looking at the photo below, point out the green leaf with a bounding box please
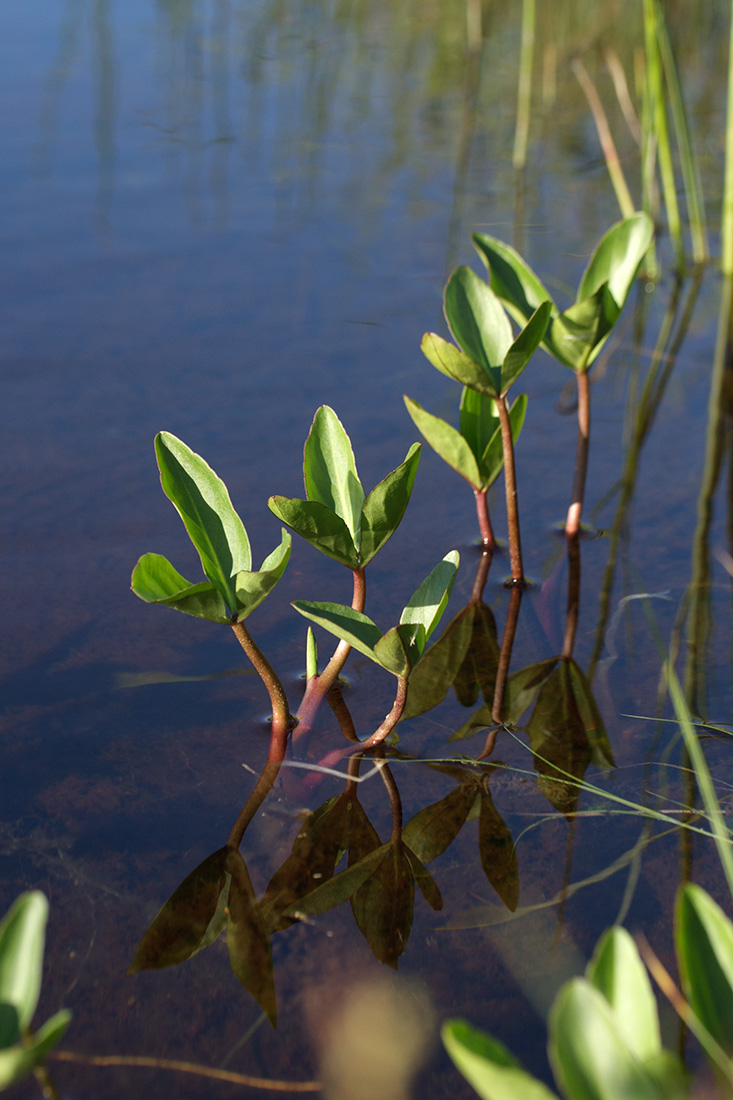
[268,496,358,568]
[0,892,48,1030]
[500,300,552,394]
[444,267,511,391]
[420,333,499,397]
[478,790,519,911]
[291,599,383,661]
[503,658,559,724]
[284,844,391,919]
[404,397,482,489]
[577,212,653,309]
[460,388,500,467]
[401,604,476,720]
[303,406,365,546]
[350,841,414,967]
[131,553,232,622]
[443,1019,559,1100]
[306,627,318,681]
[359,442,421,567]
[155,432,250,611]
[373,626,412,678]
[402,783,479,863]
[128,848,229,972]
[400,551,460,645]
[676,883,733,1055]
[234,529,291,621]
[549,980,664,1100]
[550,284,619,372]
[225,849,276,1026]
[471,233,556,325]
[586,927,661,1063]
[0,1009,72,1089]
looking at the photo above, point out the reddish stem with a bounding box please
[565,369,590,538]
[474,488,496,550]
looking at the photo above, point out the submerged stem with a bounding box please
[491,586,523,725]
[496,395,524,583]
[565,369,591,538]
[561,533,581,660]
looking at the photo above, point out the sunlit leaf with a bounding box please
[373,626,412,677]
[404,846,443,911]
[443,1019,559,1100]
[155,432,250,611]
[420,332,499,397]
[549,980,663,1100]
[128,848,229,972]
[131,553,232,622]
[306,627,318,681]
[0,892,48,1030]
[444,267,511,392]
[401,605,475,720]
[500,300,552,394]
[303,406,365,546]
[577,212,653,309]
[351,841,414,968]
[586,927,661,1063]
[359,443,421,567]
[478,790,519,911]
[225,849,276,1026]
[471,233,557,328]
[549,284,619,372]
[234,529,291,621]
[401,551,460,646]
[402,783,479,863]
[676,883,733,1055]
[268,496,358,568]
[291,600,382,662]
[404,397,482,489]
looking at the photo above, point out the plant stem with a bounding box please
[496,395,524,584]
[471,548,493,604]
[724,0,733,273]
[565,369,590,538]
[327,682,359,742]
[376,752,403,843]
[358,676,408,750]
[561,533,581,660]
[491,586,523,725]
[474,488,496,549]
[230,619,292,735]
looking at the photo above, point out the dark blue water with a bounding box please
[3,3,733,1097]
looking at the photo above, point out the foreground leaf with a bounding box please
[586,927,661,1064]
[0,1009,72,1090]
[291,601,383,664]
[0,892,48,1031]
[400,551,460,646]
[443,1019,559,1100]
[445,267,512,390]
[676,883,733,1055]
[578,212,653,309]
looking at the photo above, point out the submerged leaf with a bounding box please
[284,844,391,919]
[351,841,415,968]
[404,847,443,911]
[453,602,499,707]
[478,790,519,911]
[225,850,276,1026]
[402,782,480,863]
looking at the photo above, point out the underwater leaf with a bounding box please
[131,553,232,622]
[443,1018,559,1100]
[500,300,553,395]
[404,846,443,911]
[268,496,358,568]
[453,602,499,707]
[347,797,382,869]
[0,1009,72,1090]
[260,795,352,933]
[402,782,480,864]
[303,406,365,546]
[155,432,250,611]
[550,284,619,372]
[527,661,592,815]
[373,626,413,678]
[549,980,664,1100]
[444,267,511,391]
[351,841,414,968]
[234,529,291,621]
[577,212,653,309]
[478,790,519,911]
[284,844,391,919]
[449,702,494,742]
[0,892,48,1031]
[503,658,559,725]
[586,927,661,1063]
[291,600,383,663]
[225,849,276,1026]
[128,848,229,972]
[359,442,421,567]
[401,604,475,721]
[400,551,460,645]
[676,883,733,1055]
[471,233,557,328]
[404,397,482,489]
[420,333,499,397]
[566,660,615,769]
[478,393,527,491]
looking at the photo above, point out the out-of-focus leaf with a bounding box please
[359,443,420,567]
[479,393,527,490]
[567,660,615,769]
[420,333,496,396]
[400,551,460,646]
[268,496,358,568]
[503,658,559,725]
[404,397,482,489]
[500,301,552,394]
[155,432,250,611]
[443,1018,559,1100]
[676,883,733,1054]
[549,980,664,1100]
[0,892,48,1030]
[402,783,479,864]
[578,212,653,309]
[131,554,232,622]
[290,601,383,663]
[225,849,276,1026]
[0,1009,72,1089]
[260,795,352,933]
[404,846,443,911]
[586,927,661,1063]
[401,605,475,721]
[453,602,499,707]
[471,233,556,329]
[284,844,391,919]
[128,848,229,972]
[549,285,619,372]
[234,529,291,621]
[351,841,414,968]
[303,406,365,546]
[479,790,519,911]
